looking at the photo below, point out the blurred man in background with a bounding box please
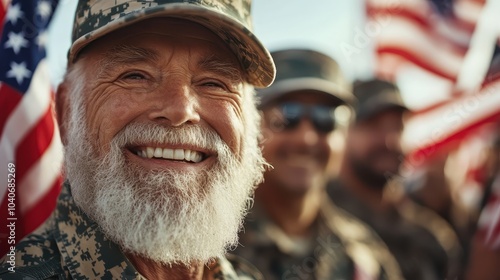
[404,150,477,259]
[234,49,403,280]
[327,79,463,280]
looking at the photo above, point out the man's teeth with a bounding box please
[139,147,203,163]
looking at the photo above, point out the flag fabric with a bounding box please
[0,0,63,256]
[366,0,500,163]
[367,0,500,250]
[367,0,477,86]
[403,73,500,168]
[366,0,499,165]
[477,172,500,249]
[0,2,6,27]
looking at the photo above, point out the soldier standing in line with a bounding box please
[234,49,403,280]
[327,79,463,280]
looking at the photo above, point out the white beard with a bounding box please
[64,94,264,265]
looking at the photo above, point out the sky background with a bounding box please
[47,0,371,86]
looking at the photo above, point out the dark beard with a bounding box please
[349,155,399,190]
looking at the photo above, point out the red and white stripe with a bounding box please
[1,60,63,204]
[374,15,466,82]
[0,60,63,248]
[0,0,63,254]
[403,76,500,165]
[368,0,474,83]
[454,0,486,31]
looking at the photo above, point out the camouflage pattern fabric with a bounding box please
[233,192,403,280]
[0,182,263,279]
[73,0,253,39]
[68,0,275,88]
[327,178,463,280]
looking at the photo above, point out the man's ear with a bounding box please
[55,82,70,146]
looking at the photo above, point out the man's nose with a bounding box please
[148,80,201,126]
[291,119,320,147]
[385,130,402,151]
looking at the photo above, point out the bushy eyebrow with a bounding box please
[99,44,160,71]
[198,55,243,84]
[97,45,243,83]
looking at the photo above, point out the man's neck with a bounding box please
[255,182,321,237]
[126,253,204,280]
[339,163,389,212]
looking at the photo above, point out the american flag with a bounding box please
[0,0,62,255]
[366,0,500,249]
[367,0,476,85]
[366,0,500,158]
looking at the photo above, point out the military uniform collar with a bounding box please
[51,182,249,279]
[52,182,140,279]
[243,200,321,256]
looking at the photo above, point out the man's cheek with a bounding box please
[209,109,243,154]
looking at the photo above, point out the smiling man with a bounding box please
[233,49,402,280]
[0,1,275,279]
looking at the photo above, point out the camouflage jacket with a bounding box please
[232,193,403,280]
[0,183,263,280]
[327,179,463,280]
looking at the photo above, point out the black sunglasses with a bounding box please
[269,103,336,133]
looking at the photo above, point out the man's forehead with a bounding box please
[357,109,405,126]
[100,44,238,66]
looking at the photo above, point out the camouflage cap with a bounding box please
[257,49,355,108]
[353,79,408,121]
[69,0,275,88]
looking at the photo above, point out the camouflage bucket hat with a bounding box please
[69,0,276,88]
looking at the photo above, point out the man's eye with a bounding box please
[122,72,146,80]
[202,81,225,88]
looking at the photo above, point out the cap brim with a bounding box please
[356,100,408,121]
[69,4,275,88]
[257,77,355,108]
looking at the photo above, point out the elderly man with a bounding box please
[0,1,275,279]
[233,49,402,280]
[327,79,462,280]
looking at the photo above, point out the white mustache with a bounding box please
[112,122,227,154]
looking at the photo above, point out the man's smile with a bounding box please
[126,144,213,168]
[131,146,205,163]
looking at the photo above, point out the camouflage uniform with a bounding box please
[233,193,403,280]
[0,183,263,279]
[327,179,463,280]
